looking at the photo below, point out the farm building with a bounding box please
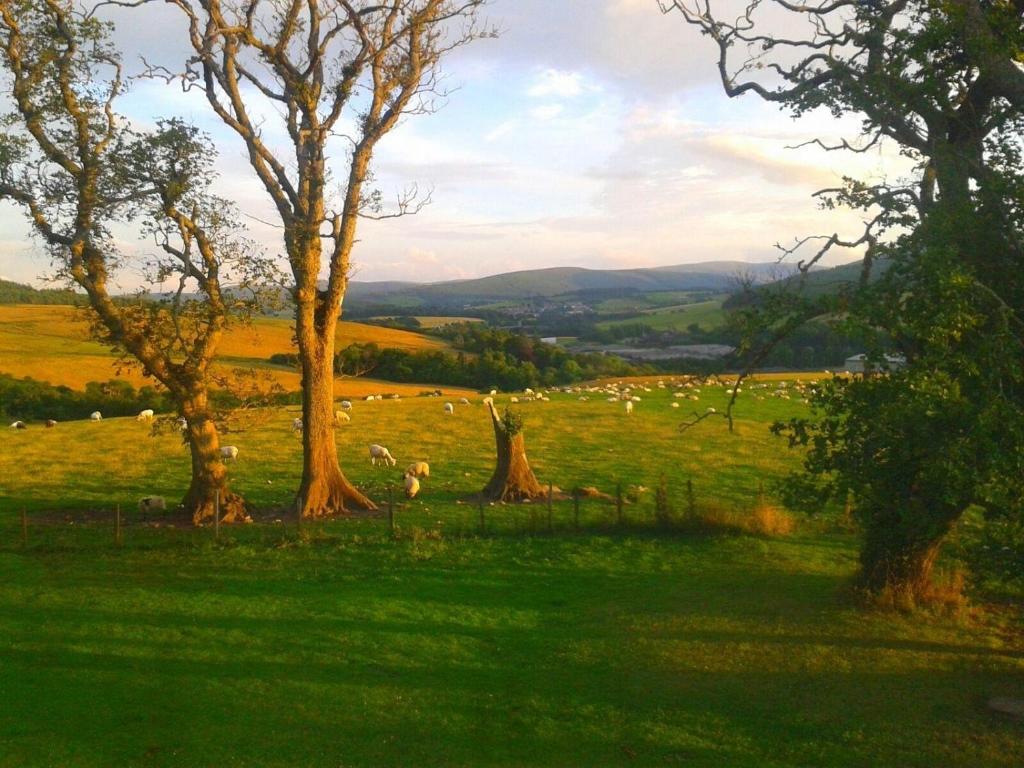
[844,353,907,374]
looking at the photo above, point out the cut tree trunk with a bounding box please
[182,396,249,526]
[482,400,545,502]
[296,322,376,517]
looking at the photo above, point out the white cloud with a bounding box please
[529,104,565,121]
[527,68,585,98]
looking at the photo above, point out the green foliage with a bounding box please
[0,279,84,305]
[0,373,169,421]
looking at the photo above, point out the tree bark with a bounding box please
[181,393,248,526]
[482,401,545,502]
[857,497,961,599]
[295,301,376,517]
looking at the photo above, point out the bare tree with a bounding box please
[137,0,493,517]
[0,1,272,524]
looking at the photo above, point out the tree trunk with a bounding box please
[857,497,961,600]
[296,313,376,517]
[182,394,248,526]
[482,401,545,502]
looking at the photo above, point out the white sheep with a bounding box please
[291,417,303,434]
[176,417,188,432]
[405,461,430,479]
[220,445,239,461]
[10,420,26,429]
[138,496,167,514]
[369,444,396,467]
[90,411,102,421]
[339,400,353,410]
[137,409,155,421]
[625,400,634,415]
[459,397,471,405]
[404,473,421,499]
[444,402,455,415]
[510,396,520,404]
[45,419,57,428]
[335,410,351,424]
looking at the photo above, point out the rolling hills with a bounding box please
[0,305,461,396]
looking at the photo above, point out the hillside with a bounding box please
[0,278,83,305]
[0,305,458,396]
[345,261,792,309]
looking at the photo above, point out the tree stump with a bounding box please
[481,400,545,502]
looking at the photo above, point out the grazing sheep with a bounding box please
[459,397,471,405]
[45,419,57,428]
[405,461,430,479]
[671,402,680,409]
[625,400,634,415]
[335,410,351,424]
[339,400,353,410]
[138,496,167,514]
[489,389,497,396]
[10,420,26,429]
[369,444,396,467]
[176,417,188,431]
[291,417,303,434]
[220,445,239,461]
[137,409,155,421]
[404,473,421,499]
[365,395,375,401]
[90,411,102,421]
[510,396,520,404]
[444,402,455,415]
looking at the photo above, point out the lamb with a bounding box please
[10,420,26,429]
[404,473,421,499]
[137,409,155,421]
[444,402,455,415]
[138,496,167,514]
[291,417,303,433]
[405,461,430,479]
[335,410,351,424]
[220,445,239,461]
[90,411,102,421]
[625,400,634,415]
[368,443,396,467]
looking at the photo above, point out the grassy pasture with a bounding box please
[0,305,452,396]
[597,298,728,333]
[0,381,1021,766]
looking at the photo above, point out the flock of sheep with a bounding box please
[7,375,821,510]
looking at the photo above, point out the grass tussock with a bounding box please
[856,568,969,617]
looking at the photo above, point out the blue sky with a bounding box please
[0,0,908,288]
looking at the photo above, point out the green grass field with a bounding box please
[597,298,728,333]
[1,382,1021,766]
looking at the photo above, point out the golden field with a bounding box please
[0,304,468,396]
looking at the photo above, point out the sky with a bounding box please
[0,0,909,288]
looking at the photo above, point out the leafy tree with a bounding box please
[666,0,1024,597]
[144,0,493,518]
[0,1,273,524]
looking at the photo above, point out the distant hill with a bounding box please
[344,261,793,310]
[723,259,887,309]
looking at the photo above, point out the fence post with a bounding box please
[115,504,122,547]
[573,488,580,531]
[615,483,624,527]
[214,490,220,542]
[388,485,395,535]
[21,508,27,547]
[547,482,554,533]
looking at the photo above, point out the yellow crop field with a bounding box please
[0,304,464,396]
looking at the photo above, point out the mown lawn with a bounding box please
[0,382,1021,767]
